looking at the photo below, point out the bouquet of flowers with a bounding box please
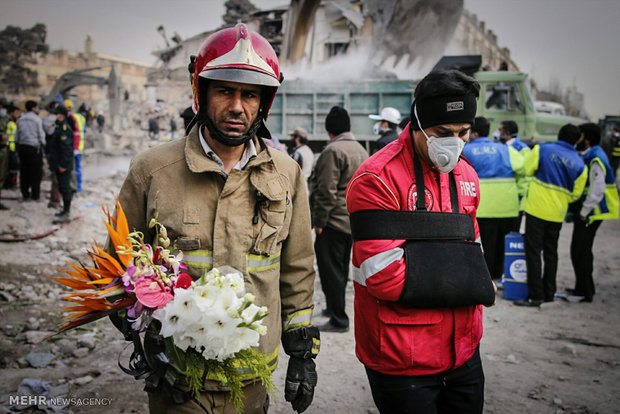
[51,198,273,412]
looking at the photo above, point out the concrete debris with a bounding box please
[25,353,57,368]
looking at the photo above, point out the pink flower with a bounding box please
[175,273,193,290]
[134,278,173,309]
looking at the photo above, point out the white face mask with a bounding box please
[414,105,465,173]
[372,122,390,135]
[0,109,6,117]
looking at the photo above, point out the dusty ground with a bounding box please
[1,139,619,414]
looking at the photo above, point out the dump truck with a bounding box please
[267,56,585,150]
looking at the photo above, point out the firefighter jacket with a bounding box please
[118,125,316,388]
[48,120,74,172]
[524,141,587,223]
[463,137,524,218]
[309,131,368,234]
[581,145,619,223]
[346,129,484,376]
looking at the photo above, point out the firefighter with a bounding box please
[347,70,491,413]
[114,23,319,413]
[4,104,21,190]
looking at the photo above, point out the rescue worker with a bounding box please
[499,120,531,231]
[15,100,45,201]
[48,105,75,224]
[346,69,491,413]
[64,99,85,192]
[463,116,524,280]
[114,23,319,413]
[5,105,20,190]
[515,124,587,307]
[567,123,619,303]
[369,106,401,154]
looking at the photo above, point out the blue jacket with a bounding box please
[463,137,524,218]
[582,145,619,223]
[524,141,587,222]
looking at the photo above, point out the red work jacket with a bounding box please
[345,127,483,376]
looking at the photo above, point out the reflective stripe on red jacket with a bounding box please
[345,127,484,376]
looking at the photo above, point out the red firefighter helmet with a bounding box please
[191,23,281,120]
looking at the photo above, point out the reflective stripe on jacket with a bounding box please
[463,137,524,218]
[346,128,483,376]
[524,141,587,222]
[582,145,619,223]
[118,125,316,388]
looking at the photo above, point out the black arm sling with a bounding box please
[349,144,495,308]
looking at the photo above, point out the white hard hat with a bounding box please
[369,107,401,125]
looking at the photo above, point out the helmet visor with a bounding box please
[199,68,280,88]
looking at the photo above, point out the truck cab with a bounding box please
[474,70,584,143]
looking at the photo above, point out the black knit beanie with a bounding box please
[325,106,350,135]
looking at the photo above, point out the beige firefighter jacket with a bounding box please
[118,125,316,388]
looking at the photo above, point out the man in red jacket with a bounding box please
[346,70,492,413]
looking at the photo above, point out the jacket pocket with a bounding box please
[378,302,444,370]
[250,171,291,256]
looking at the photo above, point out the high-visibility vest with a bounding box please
[6,120,16,152]
[74,113,86,153]
[582,145,619,223]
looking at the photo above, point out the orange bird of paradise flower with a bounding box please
[50,199,136,336]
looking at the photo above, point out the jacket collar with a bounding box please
[327,131,356,145]
[185,124,273,174]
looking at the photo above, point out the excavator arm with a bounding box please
[42,67,109,108]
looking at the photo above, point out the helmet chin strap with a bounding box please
[202,113,263,147]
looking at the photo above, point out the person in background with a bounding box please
[4,104,21,190]
[96,112,105,133]
[499,120,531,231]
[48,105,75,224]
[169,116,177,140]
[64,99,86,192]
[289,126,314,183]
[346,69,488,413]
[15,100,45,201]
[309,106,368,332]
[610,126,620,178]
[566,123,619,303]
[0,100,9,209]
[43,102,62,209]
[515,124,587,307]
[369,107,401,154]
[462,116,524,281]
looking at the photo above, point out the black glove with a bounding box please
[285,357,317,413]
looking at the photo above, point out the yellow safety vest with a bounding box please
[6,120,16,152]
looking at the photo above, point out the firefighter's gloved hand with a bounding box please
[285,356,317,413]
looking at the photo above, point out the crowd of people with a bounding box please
[0,97,94,223]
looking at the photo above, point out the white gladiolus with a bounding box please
[154,267,269,361]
